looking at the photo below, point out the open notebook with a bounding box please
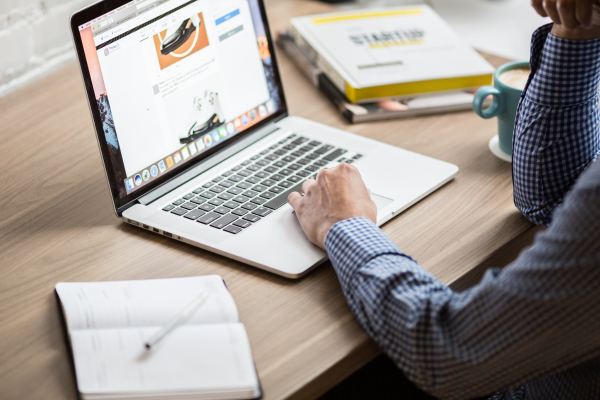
[55,275,261,400]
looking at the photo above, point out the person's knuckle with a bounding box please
[320,168,332,179]
[315,174,327,189]
[302,178,315,191]
[345,163,360,176]
[557,0,573,9]
[339,162,353,172]
[288,192,299,205]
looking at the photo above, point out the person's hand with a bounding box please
[531,0,600,40]
[287,163,377,249]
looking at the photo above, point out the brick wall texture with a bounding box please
[0,0,95,97]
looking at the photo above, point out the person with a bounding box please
[288,1,600,399]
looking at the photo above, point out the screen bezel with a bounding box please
[70,0,288,214]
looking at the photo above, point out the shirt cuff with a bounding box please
[325,217,410,289]
[526,27,600,106]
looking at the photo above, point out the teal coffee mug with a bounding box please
[472,61,530,158]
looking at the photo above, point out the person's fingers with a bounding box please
[302,178,316,194]
[575,0,593,26]
[339,162,357,174]
[288,191,303,211]
[544,0,563,24]
[532,0,549,16]
[347,164,365,184]
[593,3,600,25]
[315,167,333,188]
[557,0,579,28]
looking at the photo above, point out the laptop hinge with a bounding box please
[137,121,284,206]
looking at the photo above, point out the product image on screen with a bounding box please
[77,0,283,201]
[160,17,198,55]
[182,91,225,144]
[153,12,210,69]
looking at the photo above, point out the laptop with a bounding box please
[70,0,458,278]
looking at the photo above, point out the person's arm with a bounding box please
[324,163,600,400]
[288,160,600,399]
[513,16,600,227]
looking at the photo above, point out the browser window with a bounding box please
[78,0,281,199]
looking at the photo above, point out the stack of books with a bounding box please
[279,6,494,123]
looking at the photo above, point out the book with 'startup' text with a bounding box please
[55,275,261,400]
[276,31,486,124]
[290,5,494,103]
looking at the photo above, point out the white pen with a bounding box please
[144,292,209,350]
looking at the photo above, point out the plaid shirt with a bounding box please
[325,25,600,400]
[513,24,600,226]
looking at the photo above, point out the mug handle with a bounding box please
[473,86,504,119]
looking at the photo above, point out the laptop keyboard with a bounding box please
[161,133,364,234]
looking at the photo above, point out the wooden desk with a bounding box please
[0,1,538,399]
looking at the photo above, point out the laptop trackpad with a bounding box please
[372,193,394,210]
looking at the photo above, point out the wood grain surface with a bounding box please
[0,1,537,399]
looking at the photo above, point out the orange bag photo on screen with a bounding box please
[153,12,209,70]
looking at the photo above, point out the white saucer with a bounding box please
[489,135,512,162]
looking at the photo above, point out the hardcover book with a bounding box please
[277,32,484,124]
[290,6,494,103]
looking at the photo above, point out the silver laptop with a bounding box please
[71,0,458,278]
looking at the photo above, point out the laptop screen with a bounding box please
[76,0,283,204]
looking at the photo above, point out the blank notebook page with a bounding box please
[56,275,239,331]
[71,323,258,395]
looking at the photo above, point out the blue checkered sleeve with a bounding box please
[513,24,600,227]
[326,167,600,400]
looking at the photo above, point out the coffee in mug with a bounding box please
[498,68,531,91]
[472,61,530,160]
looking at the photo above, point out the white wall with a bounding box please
[0,0,95,97]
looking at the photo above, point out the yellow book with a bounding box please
[290,6,494,103]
